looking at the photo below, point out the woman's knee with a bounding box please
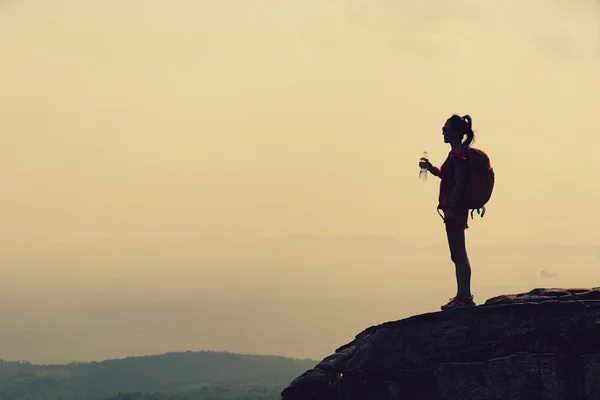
[454,255,469,265]
[450,251,468,264]
[447,231,467,264]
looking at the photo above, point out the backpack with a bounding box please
[437,147,495,219]
[463,147,495,218]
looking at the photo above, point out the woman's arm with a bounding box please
[450,149,468,206]
[429,165,442,178]
[450,161,467,206]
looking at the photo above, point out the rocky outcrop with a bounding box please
[281,288,600,400]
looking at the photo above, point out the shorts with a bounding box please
[443,207,469,232]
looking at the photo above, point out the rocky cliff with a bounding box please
[281,288,600,400]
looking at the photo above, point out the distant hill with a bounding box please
[0,351,316,400]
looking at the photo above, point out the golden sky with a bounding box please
[1,0,600,363]
[1,0,600,248]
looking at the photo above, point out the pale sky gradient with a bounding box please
[1,0,600,250]
[1,0,600,363]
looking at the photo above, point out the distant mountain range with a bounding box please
[0,350,316,400]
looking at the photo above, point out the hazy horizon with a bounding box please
[1,0,600,365]
[1,233,598,364]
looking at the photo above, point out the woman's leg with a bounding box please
[446,229,472,299]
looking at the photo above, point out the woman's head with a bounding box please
[443,114,475,147]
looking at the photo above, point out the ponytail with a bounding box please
[461,114,475,147]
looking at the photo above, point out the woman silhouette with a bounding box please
[419,114,476,310]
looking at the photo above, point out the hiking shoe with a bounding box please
[441,296,476,311]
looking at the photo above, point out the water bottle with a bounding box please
[419,151,428,181]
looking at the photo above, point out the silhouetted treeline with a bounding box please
[106,384,282,400]
[0,351,315,400]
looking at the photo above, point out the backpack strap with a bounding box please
[437,206,470,229]
[469,206,487,219]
